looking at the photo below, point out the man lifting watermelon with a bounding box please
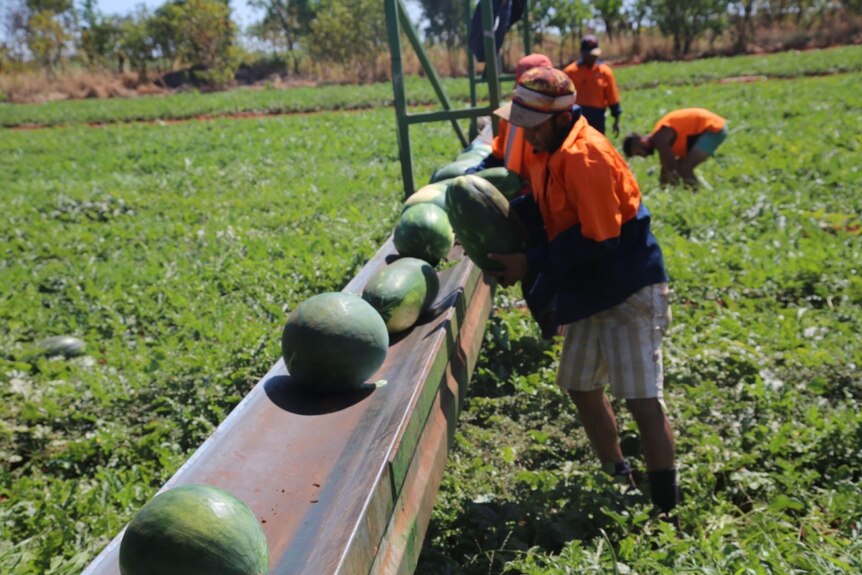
[486,66,681,522]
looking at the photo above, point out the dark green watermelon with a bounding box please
[430,160,475,183]
[398,257,440,312]
[474,167,525,199]
[119,484,268,575]
[361,257,439,333]
[393,203,454,266]
[445,175,528,272]
[456,142,492,162]
[281,292,388,392]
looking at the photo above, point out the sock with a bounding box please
[648,468,680,513]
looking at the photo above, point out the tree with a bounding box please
[551,0,591,65]
[416,0,465,74]
[649,0,730,56]
[307,0,387,82]
[117,8,154,78]
[148,2,184,69]
[2,1,30,66]
[249,0,315,51]
[728,0,757,51]
[529,0,557,47]
[174,0,238,85]
[623,0,652,57]
[27,10,70,72]
[593,0,624,41]
[248,0,317,73]
[78,0,123,67]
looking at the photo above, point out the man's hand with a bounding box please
[485,252,527,287]
[660,166,681,186]
[612,117,620,138]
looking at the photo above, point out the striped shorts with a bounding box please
[557,283,671,400]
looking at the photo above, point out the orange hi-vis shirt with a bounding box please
[650,108,727,159]
[490,117,534,181]
[525,115,640,242]
[562,61,621,110]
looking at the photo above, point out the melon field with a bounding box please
[2,46,861,574]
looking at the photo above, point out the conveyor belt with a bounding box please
[82,237,494,575]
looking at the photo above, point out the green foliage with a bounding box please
[2,46,862,573]
[592,0,625,40]
[0,105,457,573]
[307,0,388,82]
[650,0,731,55]
[530,0,592,63]
[174,0,238,84]
[415,0,466,50]
[247,0,316,70]
[80,17,124,68]
[118,6,156,78]
[26,10,70,71]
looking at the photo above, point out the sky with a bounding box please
[95,0,423,30]
[0,1,423,45]
[97,0,263,29]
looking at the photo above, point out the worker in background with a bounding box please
[563,35,621,137]
[623,108,728,188]
[468,53,553,186]
[486,67,680,522]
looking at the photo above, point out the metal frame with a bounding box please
[385,0,531,198]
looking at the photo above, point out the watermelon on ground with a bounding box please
[393,203,454,266]
[362,257,440,333]
[445,174,527,272]
[36,335,86,358]
[119,484,269,575]
[281,292,389,392]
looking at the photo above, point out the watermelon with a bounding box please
[457,141,492,161]
[281,292,388,392]
[393,203,454,266]
[474,167,525,199]
[361,257,439,334]
[445,174,528,272]
[403,181,450,213]
[37,335,85,358]
[430,160,475,183]
[119,484,268,575]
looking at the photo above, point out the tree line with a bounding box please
[2,0,861,86]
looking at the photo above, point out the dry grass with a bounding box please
[0,68,166,104]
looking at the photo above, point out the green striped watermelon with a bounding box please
[445,175,527,272]
[361,257,439,333]
[281,292,389,392]
[393,203,454,266]
[119,484,268,575]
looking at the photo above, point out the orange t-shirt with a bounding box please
[650,108,727,159]
[524,116,641,242]
[562,61,621,109]
[490,117,534,181]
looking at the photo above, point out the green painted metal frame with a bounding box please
[386,0,533,198]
